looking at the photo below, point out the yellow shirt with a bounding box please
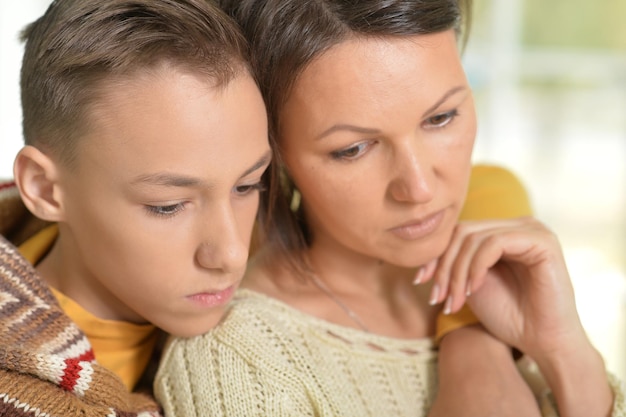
[18,225,158,391]
[435,164,533,340]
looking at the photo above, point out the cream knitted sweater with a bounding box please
[155,289,626,417]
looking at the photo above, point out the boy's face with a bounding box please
[54,67,270,337]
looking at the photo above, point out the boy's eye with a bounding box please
[330,141,370,161]
[234,181,266,196]
[423,109,459,129]
[145,203,185,218]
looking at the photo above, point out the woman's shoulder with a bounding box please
[232,290,437,358]
[154,290,317,415]
[160,289,307,359]
[156,288,317,395]
[227,287,305,329]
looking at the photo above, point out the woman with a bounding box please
[155,1,624,415]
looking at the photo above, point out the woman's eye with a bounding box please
[424,109,459,128]
[234,182,266,196]
[330,141,370,161]
[145,203,185,218]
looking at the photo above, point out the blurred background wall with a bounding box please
[1,0,625,379]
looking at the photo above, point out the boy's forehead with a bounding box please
[82,66,231,139]
[70,67,267,185]
[90,62,227,105]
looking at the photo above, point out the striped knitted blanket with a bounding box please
[0,181,162,416]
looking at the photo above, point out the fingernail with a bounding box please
[465,281,472,297]
[443,296,453,315]
[429,284,439,305]
[413,267,425,285]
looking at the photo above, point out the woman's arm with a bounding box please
[429,165,542,416]
[430,324,541,417]
[531,336,613,417]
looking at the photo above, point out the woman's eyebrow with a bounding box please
[315,86,468,141]
[315,125,380,141]
[422,85,467,117]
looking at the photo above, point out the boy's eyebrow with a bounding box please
[315,85,467,141]
[130,151,273,188]
[240,150,272,179]
[131,173,202,188]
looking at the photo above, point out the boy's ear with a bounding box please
[13,145,66,222]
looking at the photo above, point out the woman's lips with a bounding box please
[389,209,445,240]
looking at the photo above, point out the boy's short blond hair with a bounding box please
[20,0,249,167]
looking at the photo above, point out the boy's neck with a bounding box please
[35,238,64,292]
[35,233,145,324]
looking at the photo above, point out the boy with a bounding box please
[0,0,270,415]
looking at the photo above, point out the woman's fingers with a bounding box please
[412,257,438,284]
[442,225,509,314]
[427,219,514,311]
[427,217,562,315]
[425,221,473,306]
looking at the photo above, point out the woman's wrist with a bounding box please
[532,340,613,417]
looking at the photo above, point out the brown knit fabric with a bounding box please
[0,181,162,416]
[0,181,51,247]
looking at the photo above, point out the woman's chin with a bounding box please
[379,238,450,269]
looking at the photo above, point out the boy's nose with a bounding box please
[195,209,248,273]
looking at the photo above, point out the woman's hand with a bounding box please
[421,217,583,357]
[418,217,614,416]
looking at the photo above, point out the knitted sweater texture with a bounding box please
[0,181,162,417]
[156,289,626,417]
[156,288,437,416]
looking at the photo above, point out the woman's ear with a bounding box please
[13,145,65,222]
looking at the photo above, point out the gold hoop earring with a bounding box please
[290,189,301,213]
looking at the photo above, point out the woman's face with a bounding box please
[280,30,476,267]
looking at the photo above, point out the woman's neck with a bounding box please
[307,241,414,296]
[244,242,438,339]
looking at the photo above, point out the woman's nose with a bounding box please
[388,142,435,203]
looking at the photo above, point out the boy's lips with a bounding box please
[389,209,445,240]
[187,285,235,308]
